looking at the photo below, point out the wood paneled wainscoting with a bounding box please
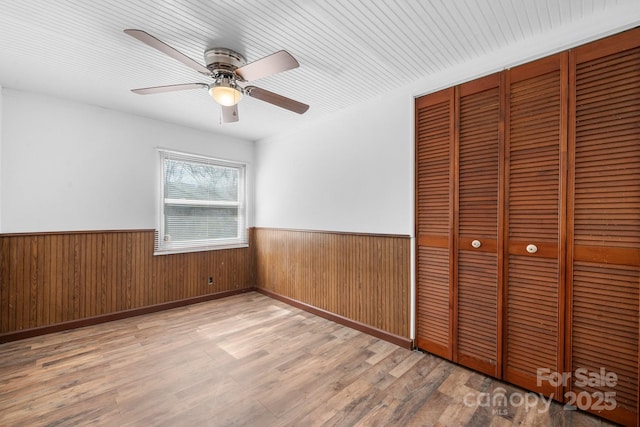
[0,229,255,341]
[254,228,411,348]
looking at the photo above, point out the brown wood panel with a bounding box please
[455,74,501,377]
[575,27,640,63]
[506,69,562,243]
[570,262,639,426]
[573,47,640,249]
[458,237,497,254]
[416,88,455,239]
[574,246,640,266]
[415,246,450,358]
[507,240,558,258]
[503,52,566,397]
[567,29,640,426]
[0,229,254,334]
[253,228,411,338]
[417,234,449,248]
[505,255,560,395]
[457,250,498,375]
[415,88,455,358]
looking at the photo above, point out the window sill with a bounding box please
[154,242,249,256]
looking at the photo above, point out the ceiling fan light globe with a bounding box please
[209,85,242,106]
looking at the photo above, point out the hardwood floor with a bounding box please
[0,292,615,426]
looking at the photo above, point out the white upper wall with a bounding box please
[0,85,2,231]
[256,91,413,235]
[0,89,254,233]
[2,12,637,236]
[255,17,639,236]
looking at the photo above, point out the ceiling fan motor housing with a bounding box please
[204,48,246,76]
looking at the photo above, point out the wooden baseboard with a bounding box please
[253,228,411,339]
[256,288,413,350]
[1,286,413,350]
[0,288,253,344]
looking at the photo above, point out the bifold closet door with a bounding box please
[503,53,566,397]
[567,29,640,426]
[455,74,502,377]
[415,88,454,359]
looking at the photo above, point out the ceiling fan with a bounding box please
[124,29,309,123]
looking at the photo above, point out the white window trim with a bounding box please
[155,148,248,255]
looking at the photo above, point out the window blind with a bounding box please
[155,149,248,255]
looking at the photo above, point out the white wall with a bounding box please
[256,90,413,235]
[1,89,254,233]
[255,16,640,236]
[0,86,3,231]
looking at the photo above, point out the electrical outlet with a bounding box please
[208,277,214,285]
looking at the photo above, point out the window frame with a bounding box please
[155,148,248,255]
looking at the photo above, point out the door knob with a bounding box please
[526,244,538,254]
[471,240,482,248]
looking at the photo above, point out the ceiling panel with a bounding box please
[0,0,637,141]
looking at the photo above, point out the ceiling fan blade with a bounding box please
[124,29,210,76]
[221,105,239,123]
[131,83,209,95]
[235,50,299,82]
[245,86,309,114]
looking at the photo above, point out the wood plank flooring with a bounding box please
[0,292,615,426]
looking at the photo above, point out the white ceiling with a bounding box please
[0,0,638,141]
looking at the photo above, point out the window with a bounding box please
[155,149,247,254]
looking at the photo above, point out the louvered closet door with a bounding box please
[504,54,566,397]
[415,88,454,359]
[567,29,640,427]
[455,74,502,377]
